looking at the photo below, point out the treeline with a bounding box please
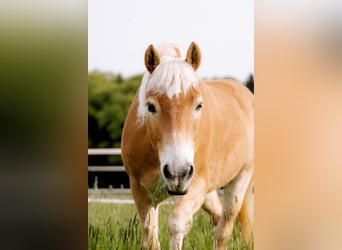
[88,71,142,148]
[88,71,254,149]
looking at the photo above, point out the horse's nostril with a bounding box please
[189,165,194,177]
[181,165,194,178]
[163,164,173,179]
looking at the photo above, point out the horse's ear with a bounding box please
[145,44,160,74]
[185,42,201,71]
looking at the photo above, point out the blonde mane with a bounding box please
[137,44,199,124]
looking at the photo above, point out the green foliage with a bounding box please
[88,71,142,148]
[88,202,141,249]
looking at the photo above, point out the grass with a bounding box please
[88,195,253,250]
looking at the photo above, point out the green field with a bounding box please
[88,195,252,250]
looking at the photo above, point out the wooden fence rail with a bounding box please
[88,148,121,155]
[88,148,124,172]
[88,148,130,193]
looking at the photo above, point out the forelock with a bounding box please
[137,58,199,125]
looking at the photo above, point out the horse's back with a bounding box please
[202,79,253,113]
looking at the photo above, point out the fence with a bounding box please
[88,148,130,193]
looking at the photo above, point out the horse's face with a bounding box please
[141,42,202,195]
[145,89,203,195]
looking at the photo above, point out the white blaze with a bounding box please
[159,134,194,173]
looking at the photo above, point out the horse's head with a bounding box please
[138,42,203,195]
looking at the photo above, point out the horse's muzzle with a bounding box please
[162,164,194,196]
[163,164,194,180]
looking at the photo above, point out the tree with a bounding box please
[88,71,142,148]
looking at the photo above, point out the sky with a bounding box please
[88,0,254,83]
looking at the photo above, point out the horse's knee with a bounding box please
[167,212,192,250]
[168,211,193,236]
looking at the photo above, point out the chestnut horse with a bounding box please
[121,42,254,250]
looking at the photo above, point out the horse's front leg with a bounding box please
[130,178,160,250]
[168,181,206,250]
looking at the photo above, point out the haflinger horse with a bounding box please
[121,42,254,250]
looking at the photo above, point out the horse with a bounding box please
[121,42,254,250]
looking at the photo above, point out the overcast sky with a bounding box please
[89,0,253,83]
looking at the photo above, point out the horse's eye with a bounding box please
[195,102,203,112]
[147,102,156,114]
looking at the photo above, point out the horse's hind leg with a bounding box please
[239,177,254,245]
[202,190,223,225]
[214,163,254,250]
[130,178,160,250]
